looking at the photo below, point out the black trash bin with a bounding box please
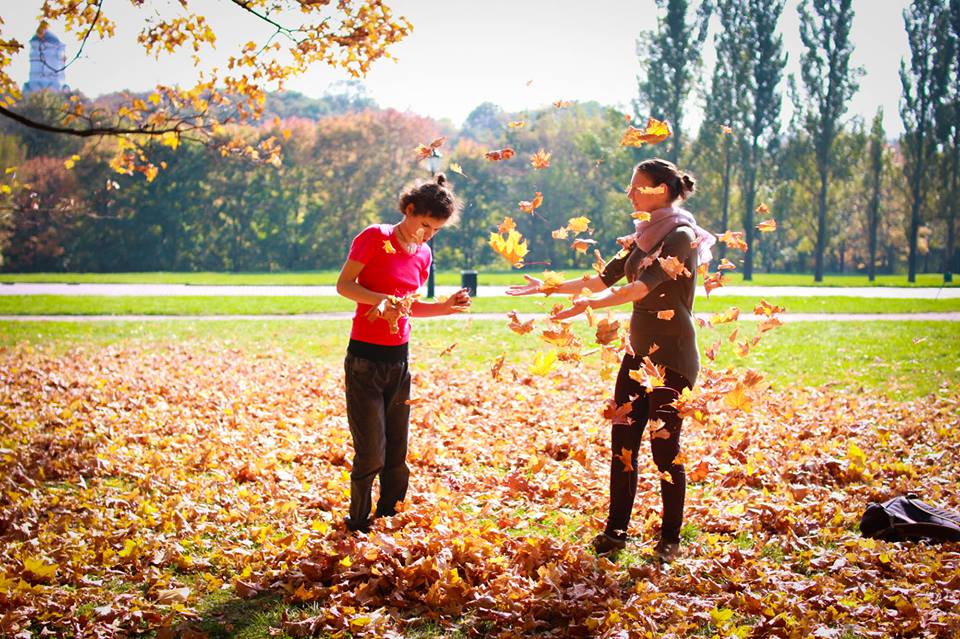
[461,270,478,297]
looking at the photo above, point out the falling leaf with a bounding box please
[758,317,783,333]
[518,192,543,213]
[658,255,691,280]
[703,272,725,297]
[688,459,711,481]
[529,350,559,376]
[717,230,748,251]
[631,210,652,222]
[705,339,721,361]
[508,120,526,128]
[721,124,733,135]
[602,398,633,424]
[498,217,517,234]
[628,356,665,391]
[754,298,785,316]
[448,162,467,178]
[485,148,515,162]
[755,203,770,214]
[440,343,458,356]
[414,136,446,160]
[490,354,506,380]
[489,228,529,267]
[382,240,396,255]
[506,311,534,335]
[571,238,597,253]
[649,420,671,440]
[366,294,419,334]
[718,258,737,271]
[656,310,675,321]
[539,271,566,294]
[63,154,81,170]
[551,227,569,240]
[541,321,577,347]
[724,384,752,412]
[756,219,777,233]
[530,149,551,170]
[710,307,740,325]
[735,340,751,357]
[566,216,591,234]
[595,316,621,345]
[617,447,634,472]
[620,117,672,147]
[553,100,573,108]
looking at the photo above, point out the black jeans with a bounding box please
[605,355,691,543]
[344,353,411,527]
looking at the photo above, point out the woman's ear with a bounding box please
[403,203,416,217]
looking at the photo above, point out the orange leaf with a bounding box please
[716,230,748,251]
[620,117,672,147]
[530,149,551,170]
[602,398,633,424]
[617,447,634,472]
[507,120,526,128]
[656,309,675,321]
[658,255,691,280]
[710,307,740,325]
[485,148,515,161]
[498,217,517,234]
[553,100,573,108]
[705,339,721,361]
[595,316,621,345]
[414,136,446,160]
[703,272,725,297]
[382,240,396,255]
[718,258,737,271]
[628,356,665,391]
[571,238,597,253]
[518,192,543,213]
[756,219,777,233]
[754,298,785,317]
[688,459,711,481]
[755,203,770,214]
[506,310,534,335]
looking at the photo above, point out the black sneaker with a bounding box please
[654,541,680,562]
[591,533,627,556]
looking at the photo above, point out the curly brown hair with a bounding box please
[398,173,462,225]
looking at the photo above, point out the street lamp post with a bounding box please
[424,150,442,299]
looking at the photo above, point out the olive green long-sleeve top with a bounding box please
[600,226,700,385]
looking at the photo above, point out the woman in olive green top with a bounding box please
[507,158,715,561]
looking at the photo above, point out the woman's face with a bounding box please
[401,207,447,242]
[626,169,672,213]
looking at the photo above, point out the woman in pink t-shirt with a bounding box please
[336,173,470,533]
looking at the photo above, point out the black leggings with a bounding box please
[605,355,691,543]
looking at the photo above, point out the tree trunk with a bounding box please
[814,167,828,282]
[867,168,880,283]
[946,146,958,282]
[741,141,759,281]
[907,189,922,283]
[718,137,732,261]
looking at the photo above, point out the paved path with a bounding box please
[3,312,959,322]
[1,282,958,299]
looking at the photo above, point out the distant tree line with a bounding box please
[0,0,958,282]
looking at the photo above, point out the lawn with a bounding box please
[1,294,959,316]
[1,318,958,638]
[1,269,956,287]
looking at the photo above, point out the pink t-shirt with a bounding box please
[347,224,431,346]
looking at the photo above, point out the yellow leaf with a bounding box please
[382,240,396,254]
[339,555,353,567]
[529,350,559,376]
[23,557,58,581]
[489,228,528,267]
[566,216,590,234]
[724,384,752,412]
[710,607,734,625]
[0,184,10,194]
[63,154,80,170]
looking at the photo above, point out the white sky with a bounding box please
[3,0,910,134]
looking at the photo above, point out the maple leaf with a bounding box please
[758,317,783,333]
[628,356,665,392]
[498,217,517,234]
[703,272,725,297]
[507,120,526,128]
[566,216,591,234]
[518,192,543,213]
[571,238,597,253]
[489,228,528,267]
[602,398,633,424]
[382,240,396,255]
[366,293,418,334]
[539,271,566,294]
[595,316,621,345]
[490,354,505,380]
[756,219,777,233]
[710,307,740,325]
[541,322,577,347]
[656,309,675,321]
[716,230,748,251]
[724,384,752,412]
[551,227,569,240]
[529,350,559,376]
[705,339,721,361]
[718,258,737,271]
[688,459,711,481]
[448,162,467,178]
[649,419,671,440]
[620,117,672,147]
[631,210,652,222]
[485,148,515,161]
[506,310,534,335]
[755,203,770,214]
[754,298,785,317]
[617,447,635,472]
[658,255,691,280]
[530,149,551,170]
[414,136,446,160]
[735,340,751,357]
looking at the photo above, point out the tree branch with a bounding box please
[0,104,190,137]
[39,0,104,74]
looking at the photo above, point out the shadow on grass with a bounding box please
[192,591,293,639]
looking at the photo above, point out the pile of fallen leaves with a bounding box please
[1,343,958,638]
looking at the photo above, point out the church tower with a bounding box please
[23,29,68,93]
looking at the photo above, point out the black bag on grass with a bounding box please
[859,493,960,544]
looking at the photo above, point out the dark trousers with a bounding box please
[344,353,411,527]
[605,355,691,543]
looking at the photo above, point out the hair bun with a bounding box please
[680,173,696,196]
[435,173,447,187]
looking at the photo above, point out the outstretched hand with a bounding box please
[551,298,590,321]
[442,288,472,314]
[506,274,543,296]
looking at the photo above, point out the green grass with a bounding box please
[2,319,957,399]
[1,270,956,287]
[1,294,958,316]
